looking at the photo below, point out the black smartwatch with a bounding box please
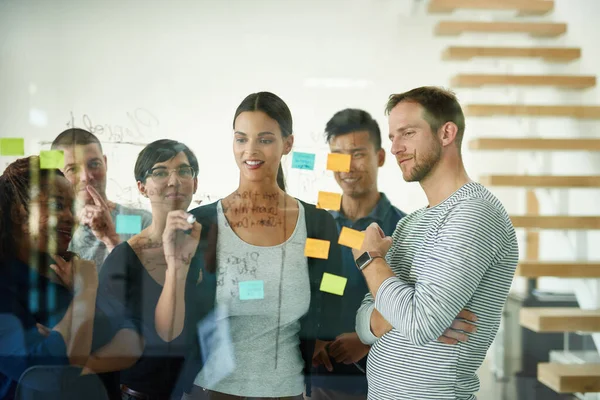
[355,251,383,271]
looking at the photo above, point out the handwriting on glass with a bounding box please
[66,108,159,142]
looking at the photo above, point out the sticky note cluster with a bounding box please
[239,280,264,300]
[291,152,316,170]
[317,191,342,211]
[39,150,64,169]
[320,272,347,296]
[115,215,142,234]
[0,138,25,156]
[304,238,330,259]
[326,153,351,172]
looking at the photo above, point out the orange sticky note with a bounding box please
[338,226,365,250]
[320,273,347,296]
[326,153,351,172]
[317,191,342,211]
[304,238,330,259]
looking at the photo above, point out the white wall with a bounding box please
[1,0,599,345]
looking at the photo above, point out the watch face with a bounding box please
[356,252,371,268]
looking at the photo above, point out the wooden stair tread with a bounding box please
[520,307,600,332]
[517,261,600,278]
[465,104,600,119]
[451,74,595,88]
[480,175,600,188]
[510,216,600,230]
[435,21,566,37]
[538,363,600,393]
[443,46,581,61]
[428,0,554,15]
[469,138,600,151]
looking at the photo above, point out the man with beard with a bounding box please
[354,87,518,399]
[51,129,152,270]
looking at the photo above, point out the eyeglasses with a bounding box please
[146,166,196,182]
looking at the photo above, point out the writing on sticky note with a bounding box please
[39,150,64,169]
[291,152,316,170]
[338,226,365,250]
[0,138,25,156]
[326,153,351,172]
[239,280,264,300]
[116,215,142,235]
[317,191,342,211]
[304,238,330,259]
[320,272,347,296]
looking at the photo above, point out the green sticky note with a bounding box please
[39,150,64,169]
[319,272,347,296]
[0,138,25,156]
[239,280,264,300]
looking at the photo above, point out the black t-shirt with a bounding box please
[99,243,189,397]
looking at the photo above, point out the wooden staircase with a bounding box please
[465,104,600,118]
[469,138,600,151]
[520,308,600,333]
[429,0,600,395]
[451,74,596,89]
[435,21,567,37]
[443,46,581,61]
[428,0,554,15]
[480,175,600,188]
[517,261,600,278]
[538,363,600,393]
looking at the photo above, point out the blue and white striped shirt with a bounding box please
[356,182,518,399]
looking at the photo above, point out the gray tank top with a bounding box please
[194,200,310,397]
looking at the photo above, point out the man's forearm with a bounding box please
[361,258,395,298]
[370,308,393,338]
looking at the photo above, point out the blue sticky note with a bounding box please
[115,214,142,234]
[239,280,264,300]
[291,152,316,170]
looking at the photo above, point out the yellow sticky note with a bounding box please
[326,153,351,172]
[304,238,331,259]
[338,226,365,250]
[317,191,342,211]
[39,150,64,169]
[0,138,25,156]
[320,272,347,296]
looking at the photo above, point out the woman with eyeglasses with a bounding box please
[91,139,202,400]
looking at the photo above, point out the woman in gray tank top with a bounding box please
[157,92,345,400]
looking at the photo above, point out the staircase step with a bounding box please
[520,307,600,332]
[510,216,600,230]
[480,175,600,188]
[517,262,600,278]
[465,104,600,119]
[443,46,581,61]
[538,363,600,393]
[469,138,600,151]
[451,74,595,88]
[428,0,554,15]
[435,20,566,37]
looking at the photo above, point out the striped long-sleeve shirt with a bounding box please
[356,182,518,400]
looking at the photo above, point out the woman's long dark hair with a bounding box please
[0,156,65,261]
[233,92,293,191]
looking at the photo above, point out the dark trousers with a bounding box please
[181,385,303,400]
